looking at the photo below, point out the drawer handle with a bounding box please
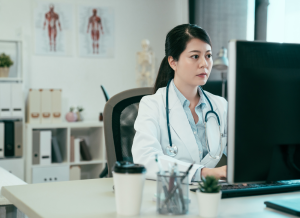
[53,112,61,118]
[31,113,39,118]
[43,113,50,118]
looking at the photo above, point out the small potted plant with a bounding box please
[76,106,84,122]
[0,53,14,77]
[197,176,222,217]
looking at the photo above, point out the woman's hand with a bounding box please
[201,166,227,180]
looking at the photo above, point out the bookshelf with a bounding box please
[25,121,106,184]
[0,40,24,180]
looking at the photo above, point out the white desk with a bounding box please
[1,178,299,218]
[0,167,27,218]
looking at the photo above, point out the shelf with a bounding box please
[0,77,23,82]
[70,160,106,166]
[25,120,106,183]
[26,121,103,129]
[0,157,23,160]
[31,163,69,168]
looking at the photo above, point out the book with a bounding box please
[51,136,63,163]
[70,136,74,162]
[79,139,92,161]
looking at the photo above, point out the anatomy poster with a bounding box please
[78,6,114,58]
[34,2,73,56]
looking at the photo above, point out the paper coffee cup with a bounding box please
[113,161,146,216]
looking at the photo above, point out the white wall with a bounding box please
[0,0,188,120]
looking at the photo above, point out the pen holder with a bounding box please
[157,171,189,215]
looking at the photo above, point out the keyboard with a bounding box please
[190,180,300,199]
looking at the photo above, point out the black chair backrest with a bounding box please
[103,87,153,177]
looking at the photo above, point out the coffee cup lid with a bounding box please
[113,161,146,174]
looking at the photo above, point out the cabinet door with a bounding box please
[32,165,69,183]
[0,158,24,180]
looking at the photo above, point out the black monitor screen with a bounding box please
[228,41,300,183]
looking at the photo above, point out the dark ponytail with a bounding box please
[153,56,174,93]
[153,24,212,93]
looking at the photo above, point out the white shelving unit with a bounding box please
[0,40,24,180]
[25,121,106,184]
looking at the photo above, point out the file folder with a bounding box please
[0,122,4,158]
[14,121,22,157]
[40,89,52,123]
[32,130,40,165]
[11,83,23,118]
[0,84,12,118]
[4,121,14,157]
[40,131,52,165]
[74,138,81,162]
[27,89,41,124]
[51,89,62,123]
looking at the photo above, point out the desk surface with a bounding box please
[2,178,300,218]
[0,167,26,206]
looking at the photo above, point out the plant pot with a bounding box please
[0,67,9,77]
[65,112,77,122]
[76,111,83,122]
[196,190,221,217]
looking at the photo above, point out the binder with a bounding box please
[51,136,63,163]
[40,89,52,123]
[4,121,14,157]
[69,166,81,180]
[74,138,81,162]
[32,130,40,165]
[0,122,4,158]
[70,136,74,162]
[11,83,23,118]
[0,83,12,118]
[27,89,41,124]
[40,131,52,165]
[80,139,92,161]
[14,121,22,157]
[51,89,62,123]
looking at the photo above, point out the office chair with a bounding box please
[103,87,153,177]
[99,85,110,178]
[202,80,228,100]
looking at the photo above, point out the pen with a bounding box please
[163,162,195,206]
[173,163,186,212]
[155,154,171,212]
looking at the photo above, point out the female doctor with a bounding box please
[132,24,227,183]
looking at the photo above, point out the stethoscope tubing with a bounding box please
[166,79,223,159]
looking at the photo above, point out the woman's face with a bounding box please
[169,38,213,86]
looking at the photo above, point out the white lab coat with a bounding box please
[132,83,227,183]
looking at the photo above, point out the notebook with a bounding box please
[264,198,300,217]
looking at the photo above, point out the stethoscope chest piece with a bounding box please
[166,144,178,157]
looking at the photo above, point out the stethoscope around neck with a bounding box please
[165,79,224,159]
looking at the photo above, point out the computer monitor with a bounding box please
[227,40,300,184]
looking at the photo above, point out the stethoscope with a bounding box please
[165,79,224,159]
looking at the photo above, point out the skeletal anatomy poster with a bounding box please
[34,2,73,56]
[78,6,114,58]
